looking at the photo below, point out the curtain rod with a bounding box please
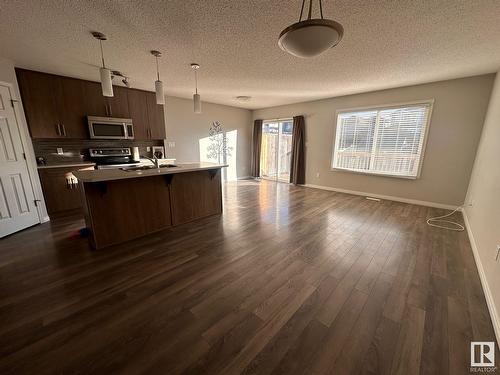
[262,117,294,122]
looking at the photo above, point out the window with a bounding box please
[331,102,432,178]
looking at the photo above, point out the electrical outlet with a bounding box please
[146,147,151,152]
[56,147,63,155]
[168,141,175,148]
[316,172,320,178]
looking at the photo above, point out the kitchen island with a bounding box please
[73,162,226,249]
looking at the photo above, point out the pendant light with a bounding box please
[191,63,201,114]
[278,0,344,58]
[91,31,114,97]
[150,50,165,105]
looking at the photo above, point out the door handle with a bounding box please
[108,103,112,117]
[56,124,61,136]
[61,124,66,136]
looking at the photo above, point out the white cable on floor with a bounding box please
[426,206,465,231]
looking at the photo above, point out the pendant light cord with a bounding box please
[99,40,106,68]
[155,56,160,81]
[194,69,198,94]
[319,0,324,19]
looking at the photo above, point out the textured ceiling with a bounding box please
[1,0,500,109]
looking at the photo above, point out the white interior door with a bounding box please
[0,84,39,237]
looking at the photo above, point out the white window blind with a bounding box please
[332,103,432,178]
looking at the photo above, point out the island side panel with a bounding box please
[83,175,172,249]
[170,169,223,226]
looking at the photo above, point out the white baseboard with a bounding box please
[302,183,458,210]
[462,210,500,347]
[237,176,252,180]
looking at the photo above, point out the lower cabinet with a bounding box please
[169,169,222,225]
[82,175,172,249]
[79,169,223,249]
[38,166,93,216]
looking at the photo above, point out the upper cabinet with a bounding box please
[16,69,61,138]
[107,86,130,118]
[16,69,165,140]
[58,77,88,138]
[83,82,129,118]
[127,89,149,140]
[128,90,166,140]
[146,91,166,140]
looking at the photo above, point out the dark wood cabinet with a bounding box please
[84,81,108,117]
[107,86,129,118]
[38,167,84,215]
[169,170,222,225]
[129,90,166,140]
[82,176,172,248]
[84,82,130,119]
[16,69,62,138]
[146,92,166,139]
[58,77,88,138]
[127,89,149,140]
[17,69,165,140]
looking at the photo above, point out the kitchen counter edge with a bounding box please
[73,163,228,183]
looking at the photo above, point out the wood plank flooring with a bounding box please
[0,180,497,374]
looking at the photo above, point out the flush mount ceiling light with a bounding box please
[91,31,114,97]
[236,96,252,102]
[278,0,344,58]
[151,50,165,105]
[191,63,201,114]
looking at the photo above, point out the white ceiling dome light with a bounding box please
[278,0,344,58]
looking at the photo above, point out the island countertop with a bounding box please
[73,162,227,183]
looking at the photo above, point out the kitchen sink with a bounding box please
[120,165,156,171]
[121,164,178,172]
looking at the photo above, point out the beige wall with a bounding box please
[164,96,252,179]
[253,75,494,206]
[464,72,500,342]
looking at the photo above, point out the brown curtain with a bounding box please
[251,119,263,177]
[290,115,305,184]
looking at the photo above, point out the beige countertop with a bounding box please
[73,162,227,183]
[37,162,96,169]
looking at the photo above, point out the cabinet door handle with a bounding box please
[108,104,112,117]
[61,124,66,136]
[56,124,61,136]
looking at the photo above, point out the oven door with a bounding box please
[88,117,133,139]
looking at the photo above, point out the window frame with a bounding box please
[330,99,434,179]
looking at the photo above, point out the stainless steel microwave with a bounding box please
[87,116,134,140]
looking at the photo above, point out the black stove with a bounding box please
[89,147,140,169]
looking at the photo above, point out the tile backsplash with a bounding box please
[33,139,163,165]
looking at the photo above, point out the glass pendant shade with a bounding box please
[278,0,343,58]
[193,93,201,114]
[155,80,165,105]
[100,67,114,97]
[278,19,343,58]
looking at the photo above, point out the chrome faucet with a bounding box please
[141,155,160,168]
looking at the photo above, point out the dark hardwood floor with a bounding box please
[0,180,497,374]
